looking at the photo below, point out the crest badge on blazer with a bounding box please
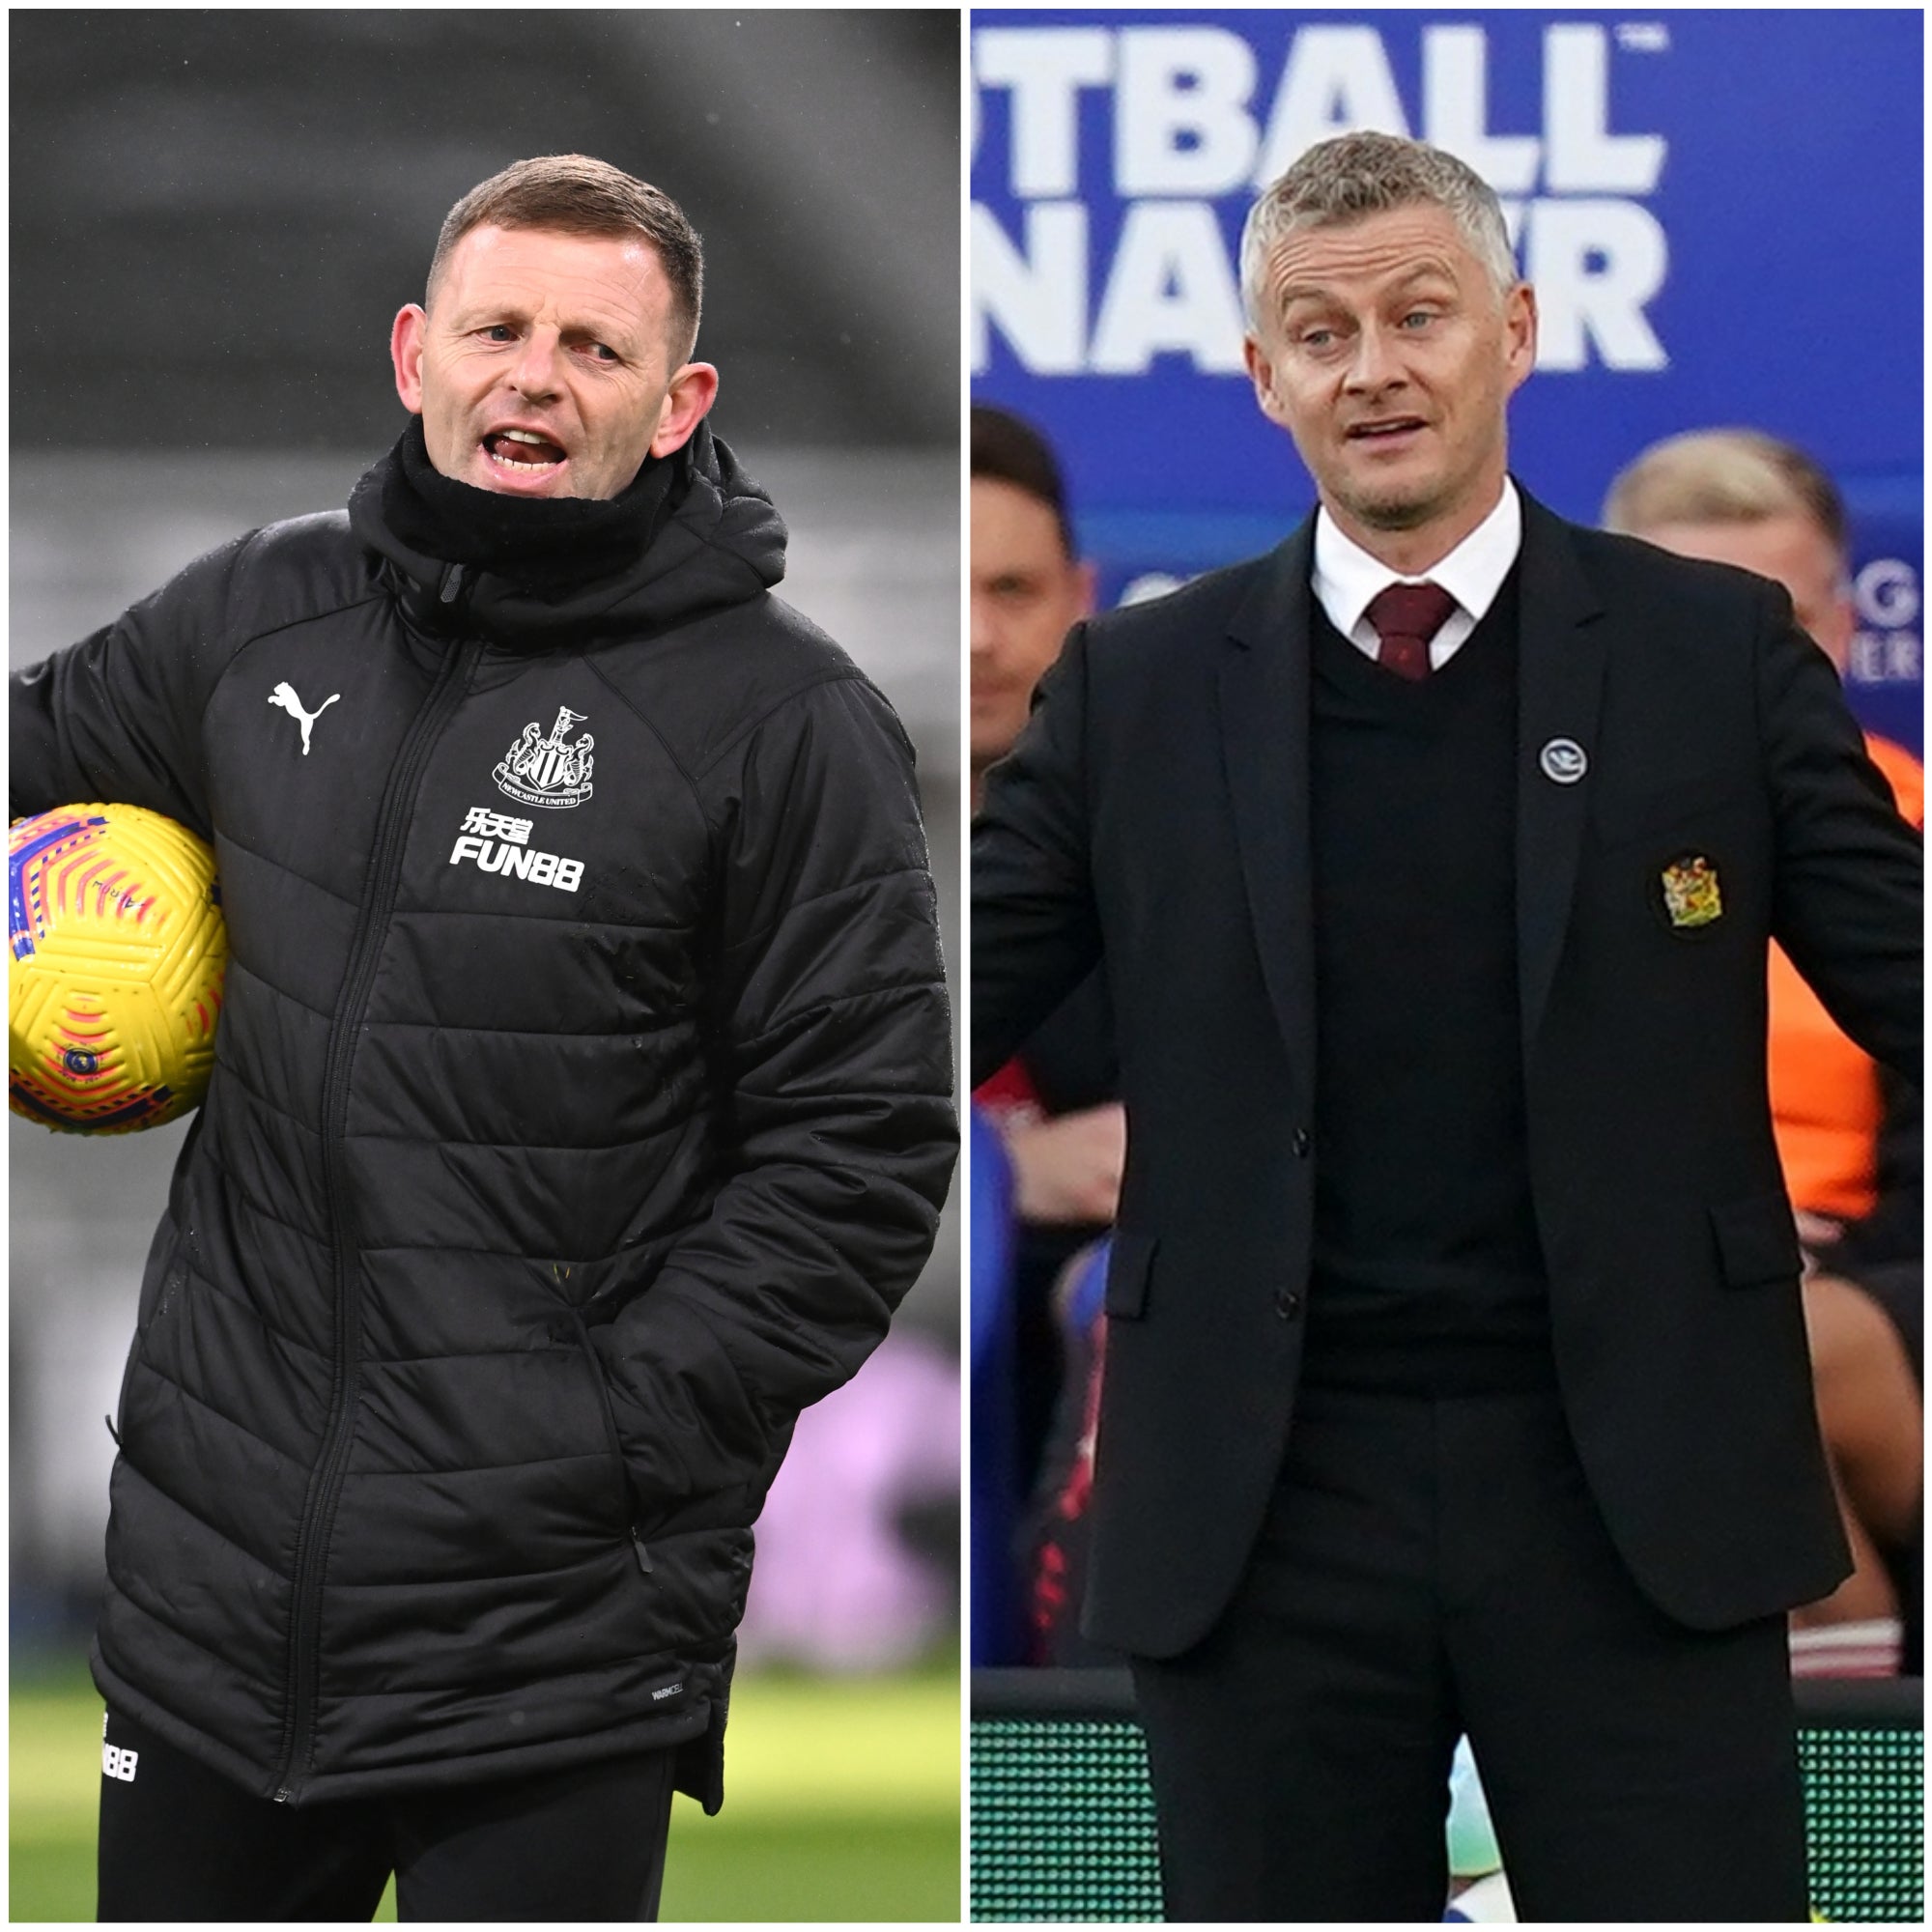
[1658,853,1723,930]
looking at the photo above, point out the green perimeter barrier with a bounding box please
[969,1668,1923,1923]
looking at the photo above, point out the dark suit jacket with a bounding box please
[972,488,1922,1658]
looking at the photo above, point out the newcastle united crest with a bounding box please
[494,706,594,810]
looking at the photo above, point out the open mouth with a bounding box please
[1347,417,1428,446]
[483,429,569,478]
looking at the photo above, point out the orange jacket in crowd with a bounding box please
[1770,732,1924,1223]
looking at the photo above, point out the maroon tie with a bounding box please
[1365,582,1458,681]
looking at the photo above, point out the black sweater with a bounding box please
[1304,570,1554,1391]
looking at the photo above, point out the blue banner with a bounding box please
[972,9,1923,752]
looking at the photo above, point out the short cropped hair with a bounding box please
[1602,429,1849,559]
[1240,131,1518,328]
[427,155,704,362]
[971,404,1076,557]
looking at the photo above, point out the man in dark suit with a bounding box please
[971,131,1921,1921]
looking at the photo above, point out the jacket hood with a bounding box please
[348,420,787,649]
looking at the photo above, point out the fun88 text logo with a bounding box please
[449,807,584,894]
[102,1716,139,1783]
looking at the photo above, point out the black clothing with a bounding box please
[1304,573,1553,1396]
[974,485,1918,1915]
[973,488,1920,1653]
[378,416,685,586]
[97,1709,674,1921]
[13,421,955,1808]
[1130,1386,1807,1922]
[1016,969,1119,1120]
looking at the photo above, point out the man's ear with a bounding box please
[1502,282,1539,395]
[1244,335,1291,431]
[650,362,721,457]
[391,305,428,414]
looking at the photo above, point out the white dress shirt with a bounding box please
[1311,481,1524,670]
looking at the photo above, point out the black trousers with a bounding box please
[1130,1384,1808,1922]
[96,1710,675,1922]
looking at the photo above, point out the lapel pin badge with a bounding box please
[1660,853,1724,929]
[1539,737,1587,784]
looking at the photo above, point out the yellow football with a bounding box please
[10,804,227,1132]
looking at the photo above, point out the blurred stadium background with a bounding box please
[11,11,961,1921]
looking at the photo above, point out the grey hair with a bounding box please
[1239,131,1519,330]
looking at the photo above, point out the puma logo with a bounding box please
[268,682,340,755]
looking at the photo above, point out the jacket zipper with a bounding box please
[271,615,479,1802]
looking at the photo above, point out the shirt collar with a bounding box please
[1312,478,1522,636]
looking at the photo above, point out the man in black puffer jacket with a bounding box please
[11,155,956,1922]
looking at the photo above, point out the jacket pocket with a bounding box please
[1709,1192,1803,1289]
[568,1309,637,1534]
[1104,1231,1157,1320]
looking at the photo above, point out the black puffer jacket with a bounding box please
[11,426,955,1805]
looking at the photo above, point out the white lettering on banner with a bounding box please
[1616,22,1671,54]
[1254,27,1409,182]
[1116,28,1261,196]
[1543,25,1665,193]
[976,27,1113,199]
[972,203,1088,374]
[972,20,1672,377]
[1849,560,1922,690]
[1856,559,1920,630]
[1424,26,1538,193]
[1519,200,1668,371]
[1090,203,1247,374]
[1848,630,1922,686]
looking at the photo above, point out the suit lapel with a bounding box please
[1217,496,1603,1072]
[1219,523,1318,1085]
[1514,492,1608,1045]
